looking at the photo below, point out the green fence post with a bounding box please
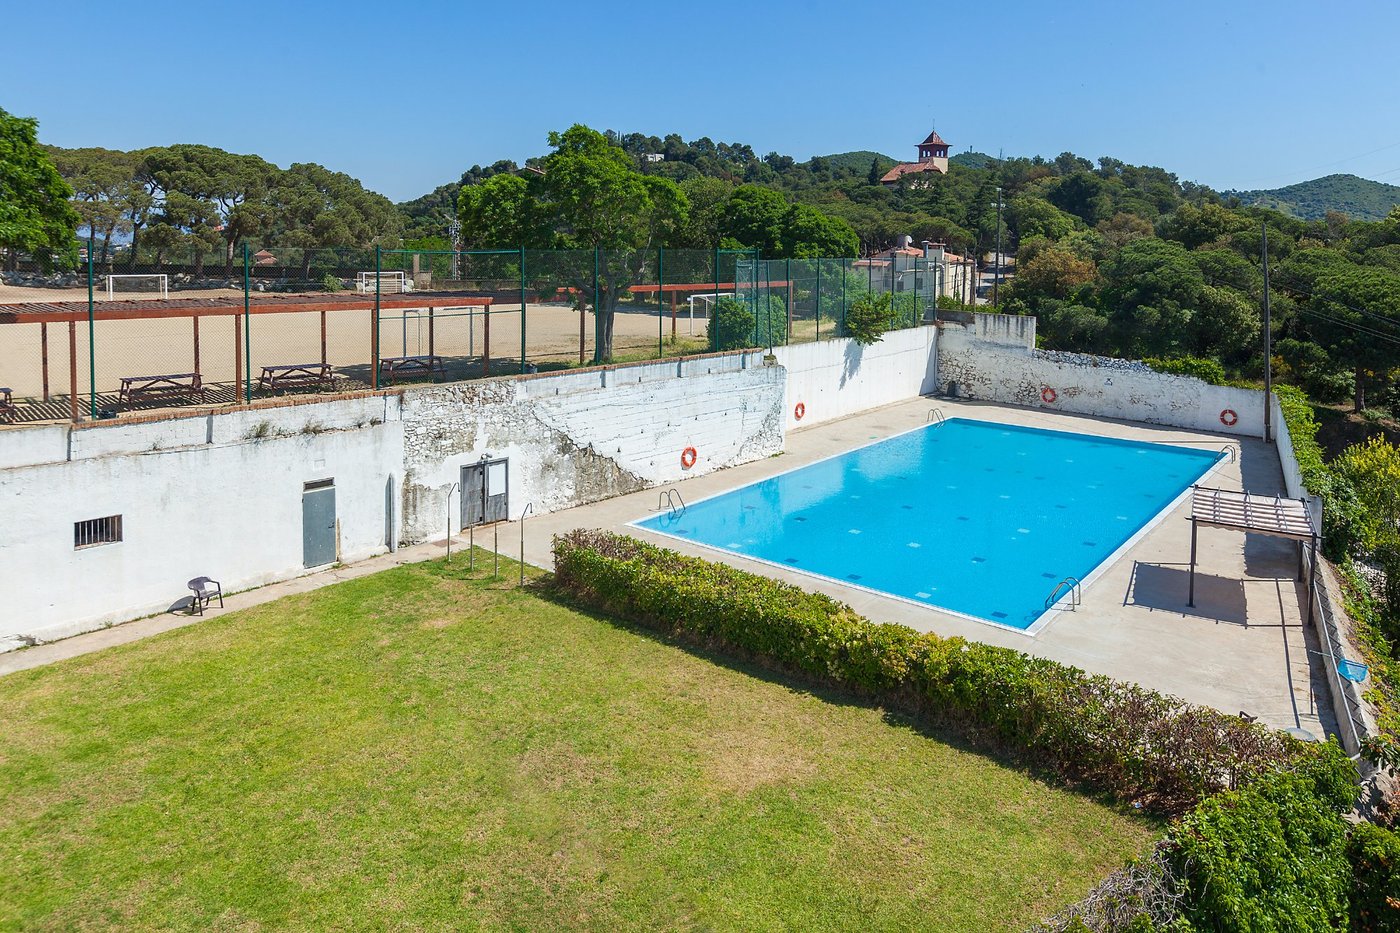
[712,247,719,353]
[657,247,664,359]
[911,260,918,330]
[815,259,822,342]
[86,230,96,418]
[842,258,848,337]
[243,241,252,402]
[519,246,527,374]
[372,245,381,388]
[592,246,601,364]
[785,258,792,344]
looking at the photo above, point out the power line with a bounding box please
[1226,139,1400,189]
[1272,273,1400,330]
[1290,305,1400,348]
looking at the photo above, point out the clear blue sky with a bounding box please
[4,0,1398,202]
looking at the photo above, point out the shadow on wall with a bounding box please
[840,340,864,388]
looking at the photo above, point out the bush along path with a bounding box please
[550,531,1400,930]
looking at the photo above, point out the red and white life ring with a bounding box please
[1220,409,1239,427]
[1041,386,1058,404]
[681,446,698,469]
[794,402,806,421]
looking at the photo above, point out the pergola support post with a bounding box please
[1187,516,1198,607]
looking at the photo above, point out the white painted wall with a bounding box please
[398,352,785,543]
[0,332,948,646]
[1272,393,1306,499]
[938,314,1266,438]
[0,397,403,644]
[773,326,939,430]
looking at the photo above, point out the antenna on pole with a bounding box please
[1262,219,1273,443]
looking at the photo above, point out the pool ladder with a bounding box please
[927,407,946,426]
[1220,444,1238,463]
[1044,576,1083,612]
[657,487,688,517]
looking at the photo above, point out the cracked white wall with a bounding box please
[397,352,785,542]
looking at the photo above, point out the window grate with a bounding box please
[75,515,122,549]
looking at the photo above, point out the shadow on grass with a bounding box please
[519,570,1156,825]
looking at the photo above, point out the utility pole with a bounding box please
[1262,220,1273,443]
[993,185,1003,307]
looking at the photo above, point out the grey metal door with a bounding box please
[484,458,508,523]
[302,480,337,567]
[461,463,485,527]
[461,459,508,527]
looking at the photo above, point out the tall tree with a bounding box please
[458,125,689,360]
[47,147,136,268]
[0,107,79,271]
[269,163,403,276]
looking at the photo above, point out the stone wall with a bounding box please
[938,313,1266,437]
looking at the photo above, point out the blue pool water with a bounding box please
[635,419,1223,631]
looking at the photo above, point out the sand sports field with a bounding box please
[0,283,717,420]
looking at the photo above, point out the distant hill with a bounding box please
[951,151,996,169]
[816,150,896,173]
[1227,173,1400,221]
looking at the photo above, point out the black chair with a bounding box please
[187,577,224,615]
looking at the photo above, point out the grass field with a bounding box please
[0,555,1158,930]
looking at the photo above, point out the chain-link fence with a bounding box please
[0,242,946,424]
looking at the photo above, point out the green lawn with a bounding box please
[0,555,1157,930]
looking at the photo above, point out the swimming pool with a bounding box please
[634,419,1224,633]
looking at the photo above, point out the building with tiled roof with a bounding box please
[880,128,950,186]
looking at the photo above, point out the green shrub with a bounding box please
[711,295,788,351]
[1144,356,1227,385]
[711,297,754,351]
[844,292,893,345]
[1167,744,1357,931]
[1347,822,1400,931]
[1275,384,1362,558]
[321,272,343,292]
[551,530,1310,814]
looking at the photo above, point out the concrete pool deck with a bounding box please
[518,395,1336,738]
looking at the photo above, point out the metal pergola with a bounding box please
[1187,485,1319,623]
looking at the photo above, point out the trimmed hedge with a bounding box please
[552,529,1312,815]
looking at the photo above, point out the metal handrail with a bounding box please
[518,502,534,586]
[1220,444,1238,463]
[1311,557,1367,760]
[1044,576,1083,611]
[657,488,687,516]
[927,408,945,425]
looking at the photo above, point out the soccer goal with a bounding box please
[356,271,412,294]
[105,274,169,300]
[686,293,733,335]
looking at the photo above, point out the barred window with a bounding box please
[74,515,123,549]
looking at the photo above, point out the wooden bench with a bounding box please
[0,387,15,424]
[258,363,334,394]
[119,373,205,408]
[379,355,447,384]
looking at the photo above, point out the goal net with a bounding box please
[357,271,412,294]
[105,274,169,300]
[686,292,733,335]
